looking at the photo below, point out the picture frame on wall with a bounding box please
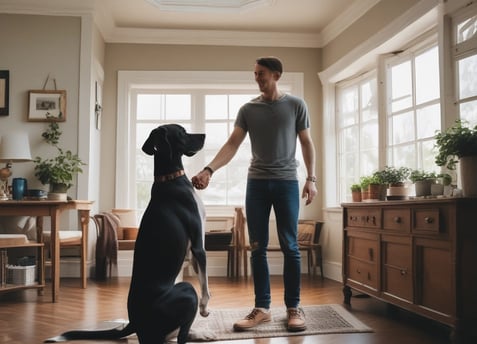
[28,90,66,122]
[0,70,9,116]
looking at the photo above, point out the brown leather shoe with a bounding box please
[233,308,271,331]
[287,307,306,332]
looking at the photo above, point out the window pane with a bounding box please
[391,143,415,168]
[390,111,414,144]
[361,149,379,176]
[457,15,477,43]
[205,122,229,149]
[341,126,358,152]
[416,104,441,139]
[391,61,412,112]
[361,121,378,150]
[460,99,477,127]
[416,47,440,104]
[361,78,378,121]
[206,95,228,120]
[338,87,358,127]
[165,94,191,120]
[137,94,164,120]
[458,55,477,99]
[421,140,439,173]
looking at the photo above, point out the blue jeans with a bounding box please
[245,179,301,309]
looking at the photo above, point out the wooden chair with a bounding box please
[43,214,94,287]
[296,220,324,279]
[235,208,324,279]
[204,215,235,277]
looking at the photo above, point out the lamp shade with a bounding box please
[0,133,32,162]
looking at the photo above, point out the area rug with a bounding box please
[186,304,372,341]
[52,304,371,343]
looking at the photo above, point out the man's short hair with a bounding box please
[256,56,283,75]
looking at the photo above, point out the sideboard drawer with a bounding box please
[413,208,441,234]
[346,208,381,229]
[383,208,410,232]
[347,258,378,290]
[347,232,379,263]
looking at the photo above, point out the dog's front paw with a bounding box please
[199,306,210,317]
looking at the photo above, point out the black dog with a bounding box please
[45,124,210,344]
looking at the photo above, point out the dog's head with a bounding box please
[142,124,205,174]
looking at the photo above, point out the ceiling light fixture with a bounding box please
[145,0,276,13]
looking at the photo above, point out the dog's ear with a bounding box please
[142,128,160,155]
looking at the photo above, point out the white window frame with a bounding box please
[383,33,441,172]
[452,2,477,127]
[116,70,304,208]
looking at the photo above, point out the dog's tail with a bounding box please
[44,322,135,342]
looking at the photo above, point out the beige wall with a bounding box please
[101,44,323,220]
[0,14,81,194]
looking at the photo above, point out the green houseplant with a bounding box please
[33,120,85,194]
[360,174,385,201]
[374,166,411,200]
[435,120,477,196]
[375,166,411,186]
[409,169,437,197]
[350,183,362,202]
[435,119,477,170]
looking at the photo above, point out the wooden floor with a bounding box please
[0,275,452,344]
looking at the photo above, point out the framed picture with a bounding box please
[28,90,66,122]
[0,70,9,116]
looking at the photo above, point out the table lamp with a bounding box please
[0,133,32,200]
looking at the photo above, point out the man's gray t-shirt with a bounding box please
[235,94,310,180]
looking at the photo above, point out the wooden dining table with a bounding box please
[0,199,93,302]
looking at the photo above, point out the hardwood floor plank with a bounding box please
[0,275,452,344]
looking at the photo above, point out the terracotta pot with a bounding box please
[352,190,362,202]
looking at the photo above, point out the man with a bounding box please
[192,56,317,332]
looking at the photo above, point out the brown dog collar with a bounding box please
[155,170,185,182]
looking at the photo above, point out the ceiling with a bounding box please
[0,0,381,47]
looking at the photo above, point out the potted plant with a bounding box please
[350,183,362,202]
[33,120,85,199]
[435,120,477,196]
[360,174,385,201]
[374,166,411,200]
[409,169,437,197]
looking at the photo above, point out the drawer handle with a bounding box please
[400,269,407,276]
[393,216,401,223]
[367,272,371,280]
[424,216,434,224]
[366,216,376,225]
[368,248,374,260]
[356,269,361,274]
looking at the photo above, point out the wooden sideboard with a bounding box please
[342,198,477,342]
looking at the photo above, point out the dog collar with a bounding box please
[155,170,185,182]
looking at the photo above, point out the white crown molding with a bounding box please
[0,0,378,48]
[105,27,321,47]
[320,0,381,46]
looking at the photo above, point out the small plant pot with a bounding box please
[414,180,433,197]
[431,183,444,196]
[352,191,362,202]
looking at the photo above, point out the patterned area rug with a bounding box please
[186,304,372,341]
[51,304,371,343]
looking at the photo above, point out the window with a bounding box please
[385,40,441,173]
[116,71,304,213]
[336,72,378,202]
[335,34,441,203]
[453,5,477,127]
